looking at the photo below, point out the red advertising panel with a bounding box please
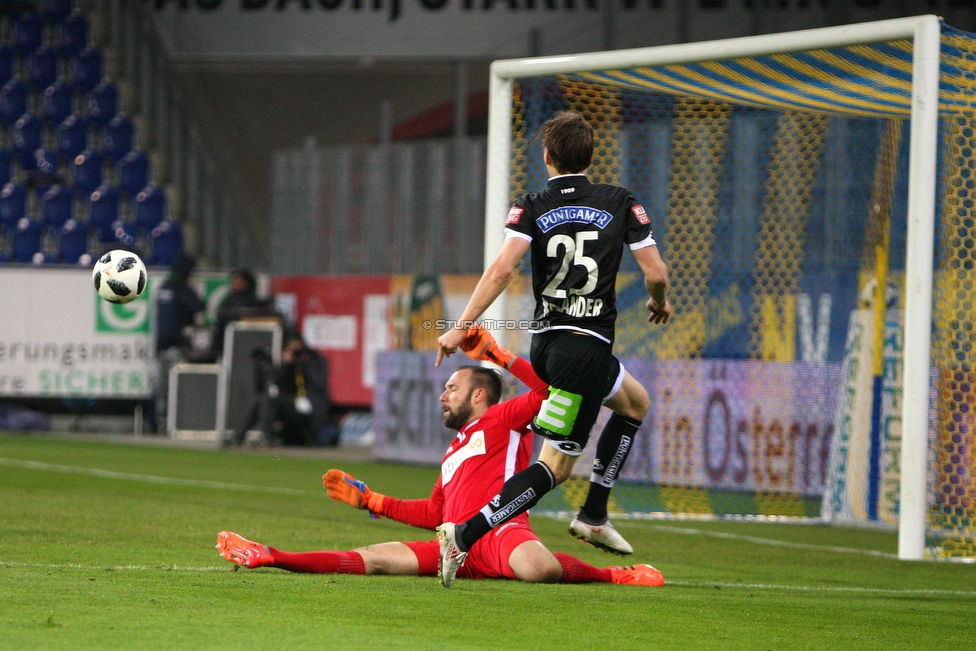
[271,275,391,407]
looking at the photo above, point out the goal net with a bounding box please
[484,16,976,560]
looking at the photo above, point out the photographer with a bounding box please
[228,336,335,447]
[211,269,272,357]
[152,254,205,434]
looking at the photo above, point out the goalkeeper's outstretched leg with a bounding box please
[215,530,662,586]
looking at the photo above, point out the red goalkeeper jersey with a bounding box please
[381,357,548,529]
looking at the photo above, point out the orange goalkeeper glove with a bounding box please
[323,469,385,518]
[459,324,515,368]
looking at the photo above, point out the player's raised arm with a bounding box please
[436,236,530,366]
[460,325,548,402]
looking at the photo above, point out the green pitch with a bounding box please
[1,433,973,650]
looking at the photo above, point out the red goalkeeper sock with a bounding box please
[554,553,612,584]
[267,547,366,575]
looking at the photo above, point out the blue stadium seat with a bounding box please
[71,45,102,93]
[59,217,89,264]
[0,149,11,187]
[0,183,27,231]
[118,151,150,195]
[27,44,59,90]
[43,184,73,229]
[86,80,118,127]
[57,114,87,159]
[42,80,73,125]
[72,149,102,194]
[109,219,137,250]
[57,10,89,57]
[42,0,75,24]
[0,46,13,88]
[12,114,43,163]
[102,115,134,162]
[135,185,166,233]
[89,184,119,241]
[12,12,44,55]
[151,221,183,267]
[12,217,43,263]
[27,147,59,176]
[0,80,28,126]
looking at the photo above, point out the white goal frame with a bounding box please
[482,15,941,560]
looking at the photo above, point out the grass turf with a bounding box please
[1,433,974,650]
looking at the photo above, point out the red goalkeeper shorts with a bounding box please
[404,520,540,580]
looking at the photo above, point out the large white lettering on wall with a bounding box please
[149,0,928,60]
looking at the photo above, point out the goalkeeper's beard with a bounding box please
[443,391,475,430]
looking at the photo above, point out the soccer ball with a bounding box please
[92,250,147,304]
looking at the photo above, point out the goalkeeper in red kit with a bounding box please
[216,326,663,587]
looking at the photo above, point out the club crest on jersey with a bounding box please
[537,206,613,232]
[506,206,524,225]
[632,204,650,225]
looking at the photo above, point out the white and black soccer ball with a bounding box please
[92,250,147,304]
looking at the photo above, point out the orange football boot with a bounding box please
[216,530,274,569]
[609,564,665,587]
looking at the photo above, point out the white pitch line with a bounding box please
[538,512,899,559]
[649,524,900,559]
[2,561,973,597]
[0,457,323,497]
[0,561,228,572]
[666,580,976,597]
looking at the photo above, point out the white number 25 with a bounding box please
[542,231,598,299]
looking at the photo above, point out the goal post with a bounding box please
[483,15,976,561]
[899,15,940,561]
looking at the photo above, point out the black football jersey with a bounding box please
[504,174,655,344]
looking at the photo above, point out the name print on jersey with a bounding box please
[537,206,613,233]
[542,295,604,318]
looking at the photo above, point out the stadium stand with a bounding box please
[103,115,133,162]
[0,45,14,87]
[58,217,88,264]
[86,80,117,127]
[0,0,182,267]
[27,147,59,178]
[0,182,27,230]
[135,184,165,233]
[118,150,149,196]
[43,80,73,125]
[71,45,102,93]
[57,114,87,158]
[41,0,74,24]
[11,12,43,55]
[150,220,182,267]
[109,218,137,249]
[0,79,28,125]
[12,113,42,162]
[26,43,58,89]
[0,149,11,187]
[42,184,72,229]
[72,148,102,194]
[56,9,88,56]
[89,184,119,241]
[11,217,42,263]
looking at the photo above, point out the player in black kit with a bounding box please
[435,111,670,587]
